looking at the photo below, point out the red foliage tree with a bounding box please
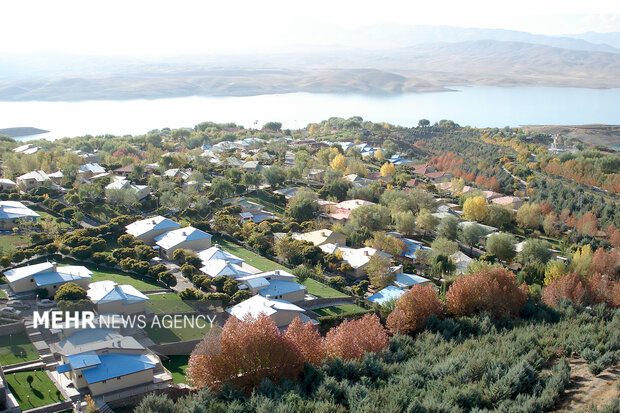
[538,200,554,216]
[446,267,528,319]
[386,285,443,335]
[284,317,326,365]
[325,314,389,360]
[590,248,620,280]
[187,314,303,391]
[586,274,620,307]
[610,229,620,248]
[576,212,599,236]
[541,272,586,308]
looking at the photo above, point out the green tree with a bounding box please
[486,232,517,262]
[458,223,483,255]
[437,215,459,240]
[55,282,87,301]
[416,209,438,236]
[486,205,512,229]
[366,254,393,289]
[431,237,459,257]
[263,166,286,188]
[518,238,552,265]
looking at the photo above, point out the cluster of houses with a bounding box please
[0,200,39,230]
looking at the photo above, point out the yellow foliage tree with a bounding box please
[572,245,593,280]
[380,162,395,177]
[463,196,488,222]
[374,149,384,162]
[544,260,568,286]
[331,154,346,171]
[309,124,318,135]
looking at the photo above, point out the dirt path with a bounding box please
[554,359,619,412]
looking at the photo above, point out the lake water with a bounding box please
[3,86,620,141]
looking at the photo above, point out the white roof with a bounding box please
[0,178,16,186]
[87,281,149,305]
[336,199,375,210]
[17,170,49,182]
[125,216,181,237]
[200,259,254,278]
[154,226,212,250]
[4,262,92,286]
[339,247,392,269]
[197,246,244,265]
[227,295,305,319]
[0,201,40,220]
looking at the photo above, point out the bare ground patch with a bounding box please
[553,359,619,412]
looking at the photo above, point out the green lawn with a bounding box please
[0,332,39,366]
[245,193,285,215]
[0,234,28,250]
[163,355,189,384]
[144,316,211,344]
[146,293,194,314]
[6,370,64,409]
[212,236,287,272]
[31,207,70,228]
[75,266,164,292]
[301,278,347,298]
[314,304,368,317]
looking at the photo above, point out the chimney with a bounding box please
[275,270,280,275]
[321,231,327,237]
[363,250,369,256]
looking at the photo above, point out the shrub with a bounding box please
[541,272,586,307]
[387,285,443,335]
[292,265,313,283]
[179,288,204,301]
[181,264,196,278]
[327,276,346,289]
[446,267,528,319]
[158,271,177,287]
[132,261,150,275]
[71,245,93,260]
[55,282,87,301]
[91,252,108,264]
[324,314,389,360]
[231,290,252,303]
[149,264,168,277]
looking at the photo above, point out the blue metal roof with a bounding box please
[56,364,72,374]
[367,286,405,305]
[258,279,305,298]
[67,351,101,370]
[81,353,156,384]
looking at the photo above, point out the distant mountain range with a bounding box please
[1,25,620,100]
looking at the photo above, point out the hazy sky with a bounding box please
[2,0,620,56]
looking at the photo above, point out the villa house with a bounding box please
[0,178,17,191]
[78,163,106,179]
[16,170,50,189]
[492,196,524,211]
[4,262,92,295]
[54,328,168,397]
[155,226,213,260]
[237,270,306,303]
[227,295,308,328]
[105,179,151,201]
[292,229,347,247]
[87,281,149,315]
[125,216,181,245]
[0,201,39,230]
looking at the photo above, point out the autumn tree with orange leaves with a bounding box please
[284,317,326,365]
[387,285,443,335]
[187,314,304,392]
[541,272,586,308]
[446,267,528,319]
[324,314,389,360]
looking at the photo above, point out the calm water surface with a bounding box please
[3,86,620,141]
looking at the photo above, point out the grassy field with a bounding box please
[0,234,28,250]
[0,332,39,366]
[301,278,347,298]
[314,304,368,317]
[212,236,287,272]
[245,193,285,215]
[163,355,189,384]
[146,293,194,314]
[6,370,63,409]
[145,317,211,344]
[89,268,164,291]
[31,207,70,228]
